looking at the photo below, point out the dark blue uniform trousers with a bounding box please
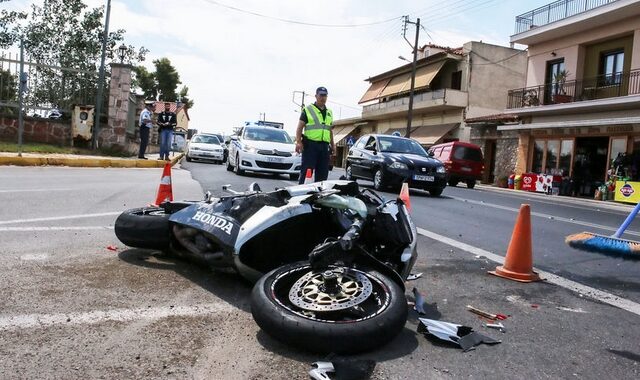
[299,139,330,184]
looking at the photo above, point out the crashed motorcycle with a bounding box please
[114,180,417,354]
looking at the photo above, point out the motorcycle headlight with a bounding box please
[389,162,408,170]
[436,165,446,173]
[242,145,257,154]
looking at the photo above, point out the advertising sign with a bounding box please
[615,181,640,204]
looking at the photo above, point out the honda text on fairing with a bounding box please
[227,125,302,181]
[114,180,417,354]
[345,134,447,196]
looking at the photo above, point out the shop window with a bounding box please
[609,137,627,171]
[546,140,559,173]
[532,140,545,173]
[600,50,624,85]
[559,140,573,176]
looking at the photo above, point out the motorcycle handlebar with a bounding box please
[339,218,364,251]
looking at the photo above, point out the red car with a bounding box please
[428,141,484,189]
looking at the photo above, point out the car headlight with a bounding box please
[436,165,446,173]
[389,162,408,170]
[242,145,257,153]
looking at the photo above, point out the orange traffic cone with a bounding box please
[399,182,411,212]
[154,162,173,206]
[303,168,314,184]
[489,204,540,282]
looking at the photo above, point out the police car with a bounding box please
[227,122,302,180]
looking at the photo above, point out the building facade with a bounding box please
[505,0,640,195]
[333,42,527,183]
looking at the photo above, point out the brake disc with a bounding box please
[288,268,373,312]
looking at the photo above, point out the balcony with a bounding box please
[362,88,467,120]
[514,0,619,34]
[507,69,640,111]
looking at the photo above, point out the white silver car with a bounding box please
[227,126,302,180]
[186,134,225,164]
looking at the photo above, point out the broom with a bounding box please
[565,201,640,260]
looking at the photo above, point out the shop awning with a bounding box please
[378,73,412,98]
[410,124,458,145]
[498,116,640,131]
[332,125,357,144]
[382,124,458,145]
[413,61,446,89]
[359,78,392,104]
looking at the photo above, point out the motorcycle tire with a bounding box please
[114,207,171,250]
[250,262,407,354]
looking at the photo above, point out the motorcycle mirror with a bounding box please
[248,182,262,192]
[222,184,231,192]
[204,190,213,202]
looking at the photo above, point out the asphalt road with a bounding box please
[0,163,639,379]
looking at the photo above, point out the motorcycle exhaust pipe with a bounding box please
[172,225,231,267]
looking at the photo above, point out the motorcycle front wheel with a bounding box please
[114,207,171,250]
[250,262,407,354]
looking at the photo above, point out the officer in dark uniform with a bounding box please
[295,87,336,184]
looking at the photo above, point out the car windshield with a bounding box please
[192,135,220,144]
[243,127,292,144]
[378,136,427,156]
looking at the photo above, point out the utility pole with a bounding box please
[403,16,420,139]
[292,91,306,111]
[92,0,111,149]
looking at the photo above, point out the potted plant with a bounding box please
[552,70,572,103]
[496,175,509,188]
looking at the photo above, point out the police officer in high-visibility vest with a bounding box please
[295,86,336,184]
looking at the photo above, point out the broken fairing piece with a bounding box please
[466,305,507,320]
[407,272,423,281]
[412,287,427,315]
[485,322,507,333]
[309,361,335,380]
[417,318,501,352]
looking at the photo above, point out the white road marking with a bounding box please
[417,227,640,317]
[20,253,49,261]
[448,196,640,237]
[0,188,74,193]
[0,303,236,331]
[0,212,120,225]
[0,226,113,232]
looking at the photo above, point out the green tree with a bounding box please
[0,68,17,116]
[133,65,157,100]
[179,85,194,109]
[154,58,180,102]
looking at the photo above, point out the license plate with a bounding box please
[266,157,284,163]
[413,175,434,182]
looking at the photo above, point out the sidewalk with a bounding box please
[0,151,184,168]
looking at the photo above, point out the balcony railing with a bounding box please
[514,0,619,34]
[363,89,447,113]
[507,69,640,109]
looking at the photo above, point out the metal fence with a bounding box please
[514,0,619,34]
[0,51,102,118]
[507,68,640,108]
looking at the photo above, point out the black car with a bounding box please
[211,133,229,162]
[345,134,447,196]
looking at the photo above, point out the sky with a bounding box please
[4,0,553,135]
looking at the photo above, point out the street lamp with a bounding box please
[117,43,127,63]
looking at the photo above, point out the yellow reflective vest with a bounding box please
[303,104,333,143]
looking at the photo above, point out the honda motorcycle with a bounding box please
[114,180,417,354]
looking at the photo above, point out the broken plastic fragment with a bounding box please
[407,272,423,281]
[417,318,501,352]
[106,245,117,251]
[309,359,376,380]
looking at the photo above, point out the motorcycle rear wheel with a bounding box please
[250,262,407,354]
[114,207,171,250]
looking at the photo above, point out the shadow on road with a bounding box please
[117,248,253,312]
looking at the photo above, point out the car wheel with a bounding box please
[373,169,386,191]
[345,165,354,180]
[289,173,300,181]
[467,180,476,189]
[429,188,443,197]
[226,158,233,171]
[448,179,458,187]
[234,154,245,175]
[185,154,192,162]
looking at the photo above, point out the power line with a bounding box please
[470,49,527,65]
[200,0,401,28]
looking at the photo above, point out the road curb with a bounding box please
[0,153,184,168]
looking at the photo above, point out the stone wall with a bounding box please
[470,125,519,184]
[0,117,70,145]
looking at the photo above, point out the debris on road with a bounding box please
[417,318,501,352]
[467,305,507,320]
[485,322,507,333]
[407,272,423,281]
[309,359,376,380]
[412,287,427,315]
[106,245,118,251]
